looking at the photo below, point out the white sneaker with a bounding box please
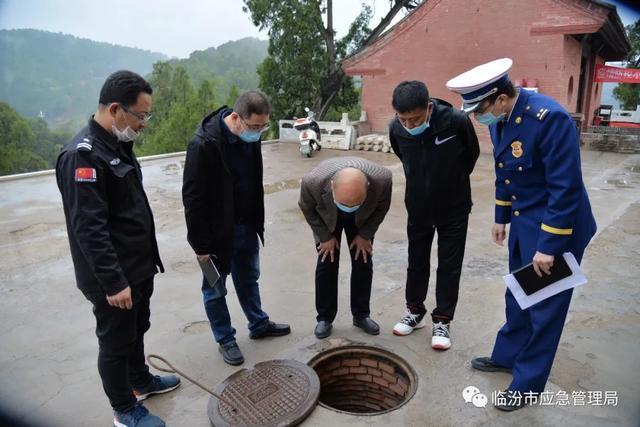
[431,321,451,350]
[393,310,426,336]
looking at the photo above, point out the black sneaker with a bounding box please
[393,309,426,336]
[249,321,291,339]
[219,342,244,366]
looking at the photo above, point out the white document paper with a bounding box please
[503,252,587,310]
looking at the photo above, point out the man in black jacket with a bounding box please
[389,80,480,350]
[182,91,290,366]
[56,71,179,427]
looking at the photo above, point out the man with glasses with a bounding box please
[389,80,480,350]
[446,58,596,411]
[56,70,179,427]
[182,90,290,366]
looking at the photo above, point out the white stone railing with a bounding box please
[278,113,358,150]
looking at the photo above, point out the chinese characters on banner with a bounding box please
[594,64,640,83]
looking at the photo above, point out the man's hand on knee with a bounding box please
[318,237,339,263]
[350,235,373,263]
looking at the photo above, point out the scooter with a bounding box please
[293,107,322,157]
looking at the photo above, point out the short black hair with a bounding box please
[99,70,152,107]
[392,80,430,113]
[482,79,517,105]
[233,90,271,119]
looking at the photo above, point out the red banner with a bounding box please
[594,64,640,83]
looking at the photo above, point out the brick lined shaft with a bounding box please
[309,346,417,415]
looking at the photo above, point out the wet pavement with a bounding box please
[0,142,639,426]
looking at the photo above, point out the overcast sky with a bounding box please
[0,0,637,58]
[0,0,402,58]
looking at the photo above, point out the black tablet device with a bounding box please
[512,255,573,296]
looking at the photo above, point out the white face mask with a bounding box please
[112,107,140,142]
[111,123,139,142]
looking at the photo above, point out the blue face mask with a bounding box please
[335,201,360,213]
[476,111,506,126]
[404,120,429,136]
[239,130,261,143]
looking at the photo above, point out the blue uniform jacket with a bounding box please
[490,89,596,266]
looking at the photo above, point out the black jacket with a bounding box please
[182,106,265,274]
[389,99,480,227]
[56,119,164,299]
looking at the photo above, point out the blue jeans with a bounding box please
[201,224,269,345]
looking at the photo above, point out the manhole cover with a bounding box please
[308,345,418,415]
[208,359,320,427]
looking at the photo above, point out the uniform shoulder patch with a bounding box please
[524,104,551,122]
[75,167,97,182]
[76,137,92,151]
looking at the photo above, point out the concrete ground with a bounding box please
[0,142,639,427]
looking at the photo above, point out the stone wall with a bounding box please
[581,132,640,154]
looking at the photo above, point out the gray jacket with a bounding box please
[298,157,393,243]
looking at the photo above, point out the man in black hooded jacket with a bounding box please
[182,90,290,366]
[389,80,479,351]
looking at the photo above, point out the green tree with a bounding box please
[243,0,423,120]
[29,117,69,166]
[196,80,218,117]
[226,84,240,107]
[147,61,176,120]
[613,20,640,110]
[0,29,166,129]
[138,63,220,156]
[0,102,58,175]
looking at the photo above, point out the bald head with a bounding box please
[332,167,368,207]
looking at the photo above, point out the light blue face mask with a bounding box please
[404,120,429,136]
[475,111,506,126]
[335,201,360,213]
[239,130,261,143]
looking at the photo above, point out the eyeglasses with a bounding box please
[240,117,270,133]
[121,104,153,122]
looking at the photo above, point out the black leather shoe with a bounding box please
[218,342,244,366]
[494,390,530,411]
[471,357,512,373]
[314,321,333,339]
[353,317,380,335]
[249,321,291,339]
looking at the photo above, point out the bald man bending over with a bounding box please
[299,157,392,338]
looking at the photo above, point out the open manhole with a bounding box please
[308,345,418,415]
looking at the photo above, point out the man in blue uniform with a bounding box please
[447,58,597,411]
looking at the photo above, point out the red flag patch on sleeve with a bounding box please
[75,168,97,182]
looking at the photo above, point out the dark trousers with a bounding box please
[315,211,373,322]
[405,216,469,321]
[91,278,154,412]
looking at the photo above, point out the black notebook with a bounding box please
[512,255,573,296]
[198,256,220,288]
